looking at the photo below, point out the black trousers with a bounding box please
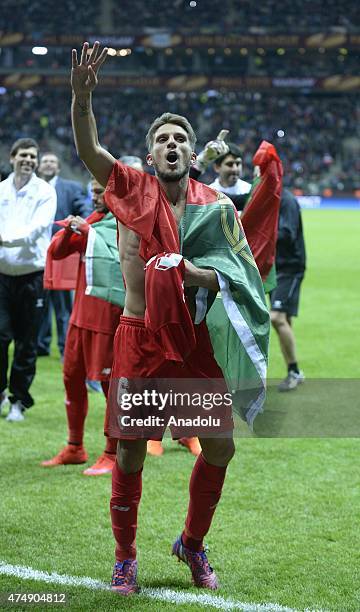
[37,289,73,357]
[0,271,45,408]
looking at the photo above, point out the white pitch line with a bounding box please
[0,561,324,612]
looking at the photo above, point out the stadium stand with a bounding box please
[0,88,358,194]
[0,0,358,195]
[1,0,359,33]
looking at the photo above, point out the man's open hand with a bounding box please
[71,41,108,96]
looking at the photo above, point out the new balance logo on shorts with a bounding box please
[273,300,282,308]
[36,298,44,308]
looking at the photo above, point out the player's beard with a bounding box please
[155,162,190,183]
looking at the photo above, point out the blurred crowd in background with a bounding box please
[1,0,358,33]
[0,89,358,194]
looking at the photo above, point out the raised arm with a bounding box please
[71,41,116,187]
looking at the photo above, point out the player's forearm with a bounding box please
[71,92,100,160]
[185,263,220,292]
[197,268,219,291]
[71,91,115,187]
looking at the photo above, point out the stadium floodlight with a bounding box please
[32,46,48,55]
[107,48,117,56]
[118,49,128,57]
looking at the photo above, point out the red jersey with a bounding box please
[144,252,196,362]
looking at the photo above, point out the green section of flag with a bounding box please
[183,197,270,424]
[85,212,125,308]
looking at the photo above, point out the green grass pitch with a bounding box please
[0,210,359,611]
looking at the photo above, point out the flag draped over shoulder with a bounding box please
[241,141,283,292]
[85,212,125,308]
[105,162,269,425]
[183,193,270,426]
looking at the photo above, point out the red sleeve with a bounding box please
[49,211,106,260]
[104,161,159,243]
[49,228,87,260]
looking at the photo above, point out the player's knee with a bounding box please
[221,438,235,465]
[117,439,147,474]
[200,437,235,467]
[270,311,285,330]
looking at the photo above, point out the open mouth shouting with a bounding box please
[166,151,178,167]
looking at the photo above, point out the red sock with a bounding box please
[64,379,88,446]
[110,460,142,561]
[182,453,227,552]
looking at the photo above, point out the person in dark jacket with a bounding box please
[270,189,306,391]
[37,152,92,358]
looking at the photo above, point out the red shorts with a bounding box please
[63,323,115,381]
[107,316,233,440]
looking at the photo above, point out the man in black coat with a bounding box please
[37,152,92,358]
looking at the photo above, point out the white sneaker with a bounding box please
[0,391,9,416]
[6,401,25,422]
[278,370,305,392]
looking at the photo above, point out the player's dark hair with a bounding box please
[146,113,197,151]
[10,138,40,158]
[215,142,242,166]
